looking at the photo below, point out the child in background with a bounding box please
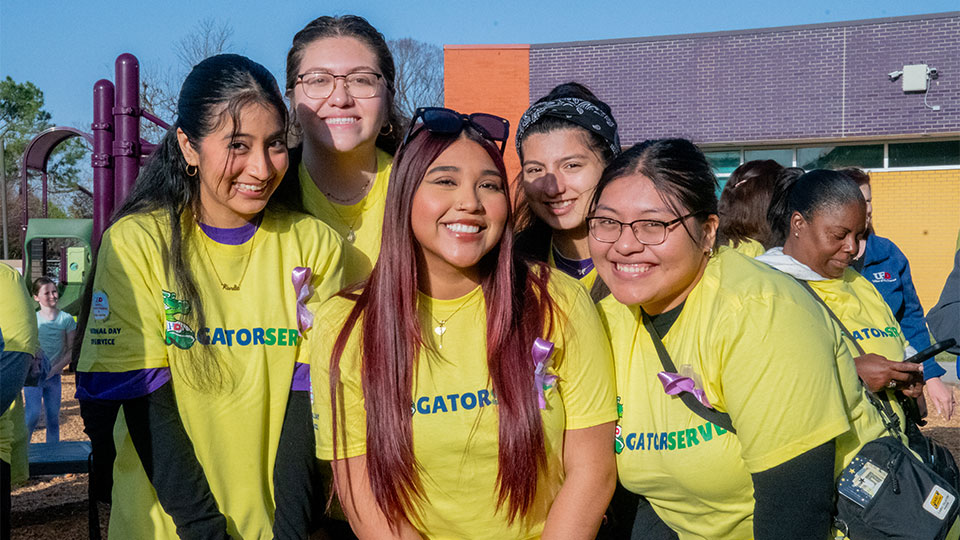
[26,277,76,442]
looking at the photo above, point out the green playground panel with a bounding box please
[23,218,93,315]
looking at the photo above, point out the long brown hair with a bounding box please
[329,126,554,528]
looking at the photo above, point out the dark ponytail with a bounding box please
[766,168,864,247]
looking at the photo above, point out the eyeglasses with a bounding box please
[586,212,702,245]
[295,71,383,99]
[402,107,510,154]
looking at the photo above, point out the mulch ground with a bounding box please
[11,375,960,539]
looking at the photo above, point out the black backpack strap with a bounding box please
[589,276,611,304]
[796,280,902,435]
[639,309,736,434]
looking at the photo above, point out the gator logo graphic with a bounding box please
[615,396,625,454]
[163,291,196,349]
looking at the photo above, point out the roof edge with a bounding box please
[529,11,960,49]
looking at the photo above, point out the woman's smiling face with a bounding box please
[411,136,508,284]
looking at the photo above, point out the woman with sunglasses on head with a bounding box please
[75,54,344,539]
[589,139,888,539]
[515,83,620,295]
[285,15,402,282]
[310,108,618,539]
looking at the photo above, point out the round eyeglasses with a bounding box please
[296,71,383,99]
[586,212,701,245]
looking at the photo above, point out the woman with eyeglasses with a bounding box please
[285,15,402,281]
[589,139,888,539]
[514,83,620,296]
[310,108,618,539]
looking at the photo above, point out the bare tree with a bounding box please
[140,18,235,141]
[388,38,444,120]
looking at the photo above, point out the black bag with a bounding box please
[796,281,960,539]
[834,436,959,540]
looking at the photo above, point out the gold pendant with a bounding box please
[346,230,356,243]
[222,283,240,291]
[434,324,446,349]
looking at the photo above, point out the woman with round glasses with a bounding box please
[311,108,618,539]
[514,83,620,295]
[286,15,402,281]
[589,139,887,539]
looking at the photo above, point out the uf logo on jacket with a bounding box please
[872,272,896,283]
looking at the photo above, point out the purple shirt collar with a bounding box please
[198,215,262,245]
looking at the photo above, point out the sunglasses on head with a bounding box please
[401,107,510,154]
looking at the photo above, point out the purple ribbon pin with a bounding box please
[657,371,712,408]
[532,338,559,409]
[292,267,314,335]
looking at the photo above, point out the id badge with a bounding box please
[838,455,888,508]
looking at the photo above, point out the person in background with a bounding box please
[760,169,926,432]
[76,54,344,539]
[927,233,960,360]
[285,14,402,281]
[514,82,620,294]
[842,167,953,419]
[0,262,38,538]
[590,140,887,539]
[312,108,618,539]
[716,160,801,257]
[24,277,76,442]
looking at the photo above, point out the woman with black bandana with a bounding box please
[514,83,620,299]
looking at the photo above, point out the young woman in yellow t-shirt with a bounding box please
[312,108,618,539]
[75,54,344,539]
[284,15,402,280]
[588,139,887,539]
[514,83,620,293]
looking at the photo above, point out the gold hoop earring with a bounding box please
[379,123,394,136]
[185,164,198,177]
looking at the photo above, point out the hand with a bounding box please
[853,353,924,393]
[924,377,955,420]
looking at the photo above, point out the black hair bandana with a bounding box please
[516,97,621,157]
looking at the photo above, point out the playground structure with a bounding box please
[18,53,168,313]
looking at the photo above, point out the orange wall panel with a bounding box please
[870,169,960,310]
[444,45,530,178]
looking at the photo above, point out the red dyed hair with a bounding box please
[329,126,555,528]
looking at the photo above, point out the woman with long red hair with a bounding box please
[310,107,618,539]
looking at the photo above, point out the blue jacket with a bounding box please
[861,234,945,380]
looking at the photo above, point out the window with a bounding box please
[744,149,792,167]
[704,151,741,176]
[889,141,960,168]
[797,145,883,170]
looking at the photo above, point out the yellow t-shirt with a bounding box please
[78,209,344,540]
[311,271,618,539]
[299,148,392,282]
[807,268,912,430]
[0,262,39,355]
[727,238,766,258]
[598,249,886,539]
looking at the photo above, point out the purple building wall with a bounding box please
[529,12,960,146]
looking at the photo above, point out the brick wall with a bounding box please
[871,169,959,308]
[444,45,529,177]
[529,13,960,146]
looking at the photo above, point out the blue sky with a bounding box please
[1,1,957,129]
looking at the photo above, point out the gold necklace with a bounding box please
[425,292,476,350]
[326,200,361,243]
[322,176,372,204]
[197,220,258,291]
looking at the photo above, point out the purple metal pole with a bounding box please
[113,54,140,208]
[92,79,115,251]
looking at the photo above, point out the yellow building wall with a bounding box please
[870,169,960,310]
